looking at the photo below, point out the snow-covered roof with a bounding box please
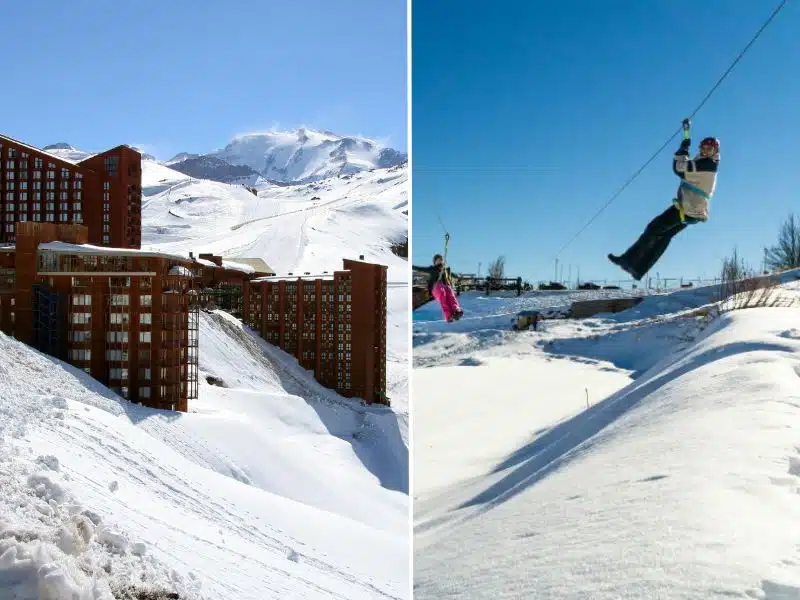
[225,257,274,274]
[221,260,255,274]
[252,274,335,283]
[38,241,192,263]
[195,257,217,268]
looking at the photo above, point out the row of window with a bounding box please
[4,192,82,202]
[2,180,83,190]
[3,169,83,182]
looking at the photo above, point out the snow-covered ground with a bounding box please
[0,308,408,599]
[0,146,409,599]
[413,275,800,599]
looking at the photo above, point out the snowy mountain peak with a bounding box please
[165,151,201,165]
[215,128,406,183]
[43,142,76,151]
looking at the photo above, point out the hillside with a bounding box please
[0,305,408,600]
[413,277,800,599]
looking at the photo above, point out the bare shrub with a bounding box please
[717,247,785,312]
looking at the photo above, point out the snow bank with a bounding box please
[0,329,408,599]
[414,280,800,599]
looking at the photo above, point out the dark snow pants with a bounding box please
[620,204,699,279]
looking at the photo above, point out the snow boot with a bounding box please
[608,253,643,281]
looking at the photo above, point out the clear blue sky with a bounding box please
[0,0,407,160]
[412,0,799,285]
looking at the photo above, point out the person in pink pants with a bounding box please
[414,254,464,322]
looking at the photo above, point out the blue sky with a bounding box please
[0,0,407,160]
[412,0,799,285]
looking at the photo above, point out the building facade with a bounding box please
[0,134,142,249]
[0,223,198,412]
[243,258,389,405]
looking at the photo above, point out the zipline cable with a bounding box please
[552,0,790,260]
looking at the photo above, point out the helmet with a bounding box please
[699,137,720,157]
[433,254,443,264]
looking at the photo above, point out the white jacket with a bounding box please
[672,145,719,221]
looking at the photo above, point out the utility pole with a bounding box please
[554,258,558,283]
[478,262,482,277]
[577,265,580,286]
[568,264,572,287]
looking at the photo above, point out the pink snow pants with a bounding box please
[432,281,461,321]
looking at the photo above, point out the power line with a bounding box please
[552,0,790,260]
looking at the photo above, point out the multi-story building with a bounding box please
[0,134,142,249]
[0,222,198,411]
[243,258,389,405]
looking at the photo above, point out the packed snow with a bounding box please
[413,274,800,599]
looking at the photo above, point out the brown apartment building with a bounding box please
[243,258,389,405]
[0,134,142,249]
[0,223,198,412]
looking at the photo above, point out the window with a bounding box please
[110,294,129,306]
[69,331,91,342]
[109,313,129,325]
[140,387,151,399]
[139,313,152,325]
[69,349,91,361]
[106,331,129,343]
[71,312,91,324]
[104,156,118,176]
[139,331,151,343]
[140,295,152,307]
[109,368,128,380]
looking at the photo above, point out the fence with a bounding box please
[536,276,725,291]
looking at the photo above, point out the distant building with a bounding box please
[0,134,142,249]
[0,222,198,412]
[243,258,389,405]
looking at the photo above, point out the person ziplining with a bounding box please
[608,119,720,281]
[413,233,464,322]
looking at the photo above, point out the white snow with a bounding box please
[413,274,800,599]
[0,308,408,599]
[210,128,405,184]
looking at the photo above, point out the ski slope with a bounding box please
[413,276,800,599]
[0,308,408,600]
[139,159,410,417]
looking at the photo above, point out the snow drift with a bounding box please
[413,277,800,599]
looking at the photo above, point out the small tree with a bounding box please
[764,212,800,272]
[487,255,505,281]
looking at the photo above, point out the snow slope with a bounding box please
[413,275,800,599]
[0,311,408,599]
[139,158,410,416]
